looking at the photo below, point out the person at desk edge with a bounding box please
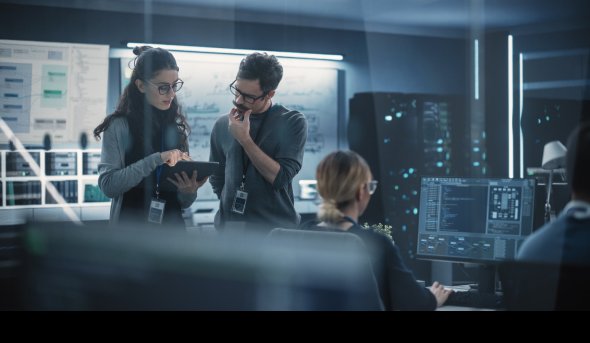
[209,52,308,233]
[518,122,590,264]
[300,150,451,310]
[94,46,207,227]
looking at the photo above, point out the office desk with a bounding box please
[438,305,497,311]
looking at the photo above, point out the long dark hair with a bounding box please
[93,46,190,145]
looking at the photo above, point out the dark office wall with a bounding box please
[480,28,590,178]
[512,27,590,122]
[514,28,590,219]
[363,32,467,94]
[515,28,590,101]
[0,3,467,129]
[483,31,510,178]
[515,28,590,58]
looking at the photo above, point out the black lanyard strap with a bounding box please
[155,131,164,197]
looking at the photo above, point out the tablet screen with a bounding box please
[159,161,219,191]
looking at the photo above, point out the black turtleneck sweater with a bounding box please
[118,105,186,227]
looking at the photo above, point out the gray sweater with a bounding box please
[98,116,198,223]
[209,104,307,232]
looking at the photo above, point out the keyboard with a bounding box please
[445,290,504,309]
[444,285,472,292]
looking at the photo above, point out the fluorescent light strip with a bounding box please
[519,52,524,179]
[127,42,343,61]
[508,35,514,179]
[524,48,589,60]
[524,79,590,90]
[474,39,479,100]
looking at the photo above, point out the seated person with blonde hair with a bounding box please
[300,150,451,310]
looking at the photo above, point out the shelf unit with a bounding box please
[0,149,318,224]
[0,149,110,222]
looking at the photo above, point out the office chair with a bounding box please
[21,223,384,310]
[259,228,385,311]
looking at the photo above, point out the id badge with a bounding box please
[231,190,248,215]
[148,198,166,224]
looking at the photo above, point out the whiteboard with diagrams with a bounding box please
[0,40,109,146]
[121,54,339,200]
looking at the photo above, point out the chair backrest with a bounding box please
[20,222,385,310]
[260,228,385,310]
[21,222,282,310]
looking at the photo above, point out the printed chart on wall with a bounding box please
[0,40,109,147]
[121,56,339,200]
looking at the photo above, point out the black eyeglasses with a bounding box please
[366,180,378,195]
[229,80,267,104]
[146,79,184,95]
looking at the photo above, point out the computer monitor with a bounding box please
[416,177,536,292]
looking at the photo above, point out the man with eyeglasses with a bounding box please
[209,52,308,234]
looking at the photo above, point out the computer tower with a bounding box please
[349,92,467,280]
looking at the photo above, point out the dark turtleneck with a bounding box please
[119,105,186,228]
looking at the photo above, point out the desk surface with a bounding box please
[438,305,497,311]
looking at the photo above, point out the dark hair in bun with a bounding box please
[93,45,188,148]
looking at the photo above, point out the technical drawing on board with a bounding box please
[120,55,339,201]
[0,40,109,146]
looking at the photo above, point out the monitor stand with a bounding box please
[431,262,498,293]
[431,261,453,286]
[476,264,497,294]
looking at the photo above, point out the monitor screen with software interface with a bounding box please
[416,177,536,264]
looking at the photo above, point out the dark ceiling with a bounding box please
[2,0,590,37]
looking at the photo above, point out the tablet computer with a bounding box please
[159,161,219,191]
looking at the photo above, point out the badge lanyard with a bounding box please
[155,133,164,199]
[232,108,270,215]
[148,132,166,224]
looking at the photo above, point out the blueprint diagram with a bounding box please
[121,56,339,200]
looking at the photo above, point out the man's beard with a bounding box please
[232,100,249,114]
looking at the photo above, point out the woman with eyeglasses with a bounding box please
[93,46,207,227]
[300,150,451,310]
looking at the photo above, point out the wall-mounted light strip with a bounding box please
[519,52,524,179]
[474,39,479,100]
[126,42,344,61]
[508,35,514,178]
